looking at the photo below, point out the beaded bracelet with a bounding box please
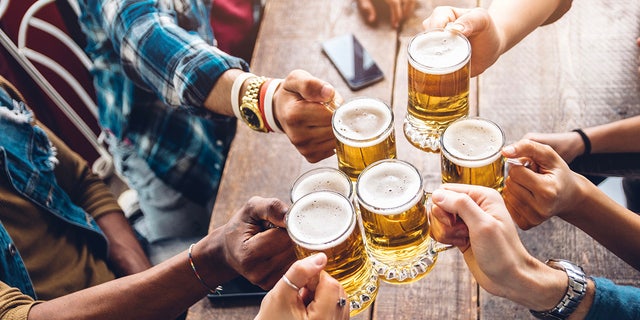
[572,128,591,156]
[188,243,222,295]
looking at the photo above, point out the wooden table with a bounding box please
[188,0,640,318]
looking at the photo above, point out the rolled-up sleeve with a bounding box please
[86,0,249,109]
[0,282,38,320]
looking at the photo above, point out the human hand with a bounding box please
[422,6,503,77]
[356,0,415,29]
[502,139,587,230]
[203,196,296,289]
[522,131,585,164]
[273,70,342,163]
[429,184,567,310]
[255,253,349,320]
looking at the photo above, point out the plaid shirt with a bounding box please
[78,0,249,205]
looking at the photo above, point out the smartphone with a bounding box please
[322,34,384,90]
[207,276,268,300]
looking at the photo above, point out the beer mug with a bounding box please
[290,167,353,203]
[440,117,506,192]
[356,159,440,284]
[286,191,379,316]
[332,97,396,181]
[404,28,471,152]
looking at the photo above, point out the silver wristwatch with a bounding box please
[530,259,588,320]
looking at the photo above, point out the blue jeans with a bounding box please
[109,138,214,255]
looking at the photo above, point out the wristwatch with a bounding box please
[239,76,268,132]
[530,259,588,320]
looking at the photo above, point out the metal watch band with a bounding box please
[530,259,588,320]
[240,76,267,132]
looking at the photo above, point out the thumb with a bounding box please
[431,187,491,230]
[278,253,327,294]
[502,139,565,171]
[282,70,335,103]
[448,7,492,39]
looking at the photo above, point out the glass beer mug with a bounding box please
[290,167,353,203]
[286,191,379,316]
[332,97,396,181]
[440,117,506,192]
[356,159,442,284]
[404,28,471,152]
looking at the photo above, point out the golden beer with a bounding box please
[286,191,379,316]
[404,29,471,152]
[440,117,505,192]
[356,159,438,284]
[290,167,353,203]
[332,97,396,181]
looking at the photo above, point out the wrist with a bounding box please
[572,129,591,157]
[557,173,594,223]
[231,72,257,120]
[505,258,568,311]
[529,259,588,320]
[194,229,238,286]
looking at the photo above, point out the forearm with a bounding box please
[28,253,204,320]
[561,175,640,270]
[503,259,595,320]
[583,116,640,154]
[96,212,151,276]
[489,0,572,54]
[92,0,248,110]
[28,234,233,320]
[203,69,245,116]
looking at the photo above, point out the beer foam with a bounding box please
[286,191,355,251]
[441,118,504,168]
[408,30,471,75]
[357,160,423,215]
[332,98,393,147]
[291,169,352,202]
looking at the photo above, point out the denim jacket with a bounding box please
[0,86,107,299]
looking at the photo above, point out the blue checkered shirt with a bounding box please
[78,0,249,205]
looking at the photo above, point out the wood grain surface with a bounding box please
[189,0,640,319]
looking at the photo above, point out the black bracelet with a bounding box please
[572,128,591,156]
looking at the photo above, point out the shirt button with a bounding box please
[216,140,223,146]
[7,243,17,256]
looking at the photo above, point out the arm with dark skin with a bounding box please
[28,197,297,320]
[40,121,151,276]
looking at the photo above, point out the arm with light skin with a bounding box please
[429,184,595,319]
[356,0,416,29]
[204,69,340,163]
[94,1,339,163]
[26,196,298,320]
[524,115,640,164]
[422,0,572,77]
[502,139,640,271]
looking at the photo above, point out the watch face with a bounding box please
[240,104,264,131]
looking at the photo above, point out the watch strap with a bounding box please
[240,76,268,132]
[530,259,588,320]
